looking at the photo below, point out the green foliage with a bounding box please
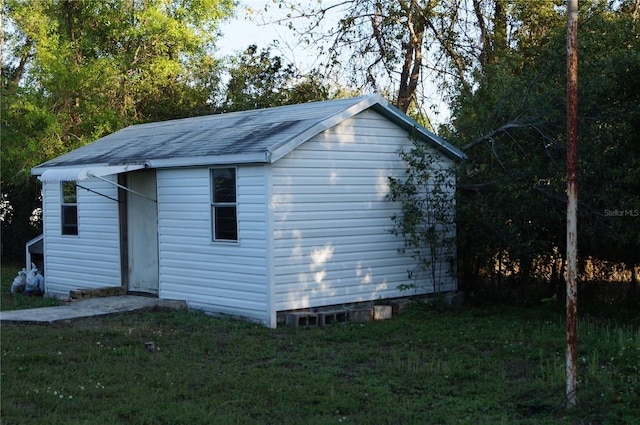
[388,137,457,293]
[222,44,330,112]
[575,4,640,268]
[2,0,234,182]
[449,1,640,287]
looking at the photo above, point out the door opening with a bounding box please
[125,170,159,295]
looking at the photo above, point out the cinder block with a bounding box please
[286,312,319,328]
[373,305,392,320]
[347,307,373,323]
[318,310,348,326]
[389,300,410,316]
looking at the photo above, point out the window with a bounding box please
[211,168,237,241]
[61,181,78,235]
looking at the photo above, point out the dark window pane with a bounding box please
[215,206,237,241]
[212,168,236,203]
[62,205,78,235]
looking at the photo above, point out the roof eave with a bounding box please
[146,152,270,168]
[32,162,113,176]
[31,152,270,176]
[370,103,467,161]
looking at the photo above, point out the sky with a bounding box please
[217,1,333,70]
[217,3,283,55]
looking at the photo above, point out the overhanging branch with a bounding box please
[461,121,532,151]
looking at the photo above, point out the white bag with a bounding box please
[10,269,27,294]
[25,264,44,295]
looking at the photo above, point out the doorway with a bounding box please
[125,170,159,295]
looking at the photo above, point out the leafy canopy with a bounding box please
[2,0,235,183]
[449,0,640,282]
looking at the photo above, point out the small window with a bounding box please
[211,168,237,241]
[61,181,78,235]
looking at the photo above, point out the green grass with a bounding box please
[1,304,638,424]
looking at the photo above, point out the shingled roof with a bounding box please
[32,94,465,179]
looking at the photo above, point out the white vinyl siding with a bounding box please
[42,177,121,297]
[157,166,270,325]
[271,109,457,311]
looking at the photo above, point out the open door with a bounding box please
[125,170,159,295]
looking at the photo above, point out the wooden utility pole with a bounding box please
[566,0,579,409]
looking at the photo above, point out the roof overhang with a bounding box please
[145,152,270,168]
[35,164,145,182]
[370,103,467,161]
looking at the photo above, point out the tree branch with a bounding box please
[425,18,472,96]
[12,46,32,87]
[472,0,489,66]
[461,121,530,151]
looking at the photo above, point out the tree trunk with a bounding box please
[397,0,426,113]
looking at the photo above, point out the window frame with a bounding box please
[210,167,238,243]
[61,181,78,236]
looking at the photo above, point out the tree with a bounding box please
[2,0,234,181]
[221,44,330,112]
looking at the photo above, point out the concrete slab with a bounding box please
[0,296,187,323]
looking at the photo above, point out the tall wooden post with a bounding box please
[566,0,579,409]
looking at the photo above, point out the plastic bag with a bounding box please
[10,269,27,294]
[25,264,45,295]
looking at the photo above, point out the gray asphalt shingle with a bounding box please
[32,95,465,172]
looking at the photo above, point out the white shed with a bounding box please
[31,95,465,327]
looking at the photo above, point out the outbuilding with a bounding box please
[31,94,465,327]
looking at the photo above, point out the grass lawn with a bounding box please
[1,267,638,424]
